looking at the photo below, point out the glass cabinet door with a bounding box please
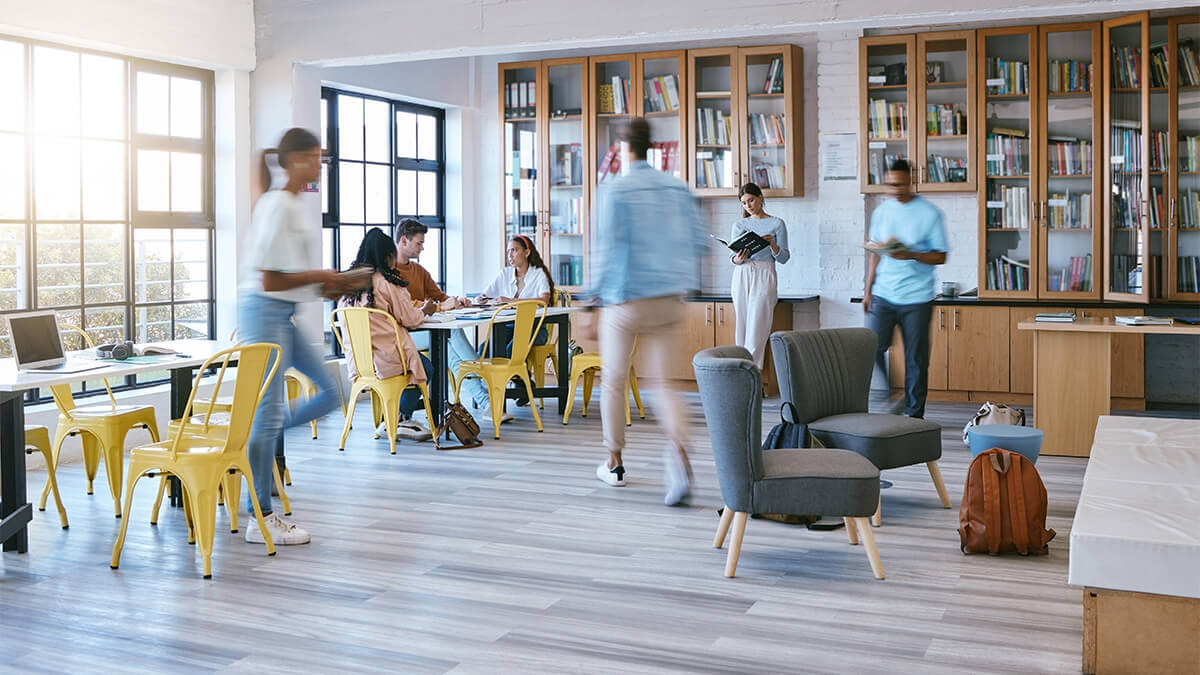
[1171,15,1200,300]
[637,51,686,182]
[861,37,915,192]
[501,63,540,251]
[980,28,1037,296]
[1104,14,1152,301]
[545,59,586,289]
[917,31,975,192]
[591,54,634,189]
[1039,23,1101,298]
[689,48,739,195]
[740,45,796,196]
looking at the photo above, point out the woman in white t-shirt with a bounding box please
[237,128,367,546]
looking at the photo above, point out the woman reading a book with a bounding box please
[730,182,790,381]
[238,127,371,545]
[338,227,439,439]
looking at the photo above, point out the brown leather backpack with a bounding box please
[958,448,1055,555]
[434,401,482,450]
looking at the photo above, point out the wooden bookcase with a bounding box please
[1167,13,1200,302]
[860,35,915,193]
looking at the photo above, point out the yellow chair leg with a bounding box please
[561,365,584,425]
[582,370,595,417]
[184,480,220,578]
[99,431,127,518]
[339,382,364,451]
[110,469,143,569]
[417,383,436,433]
[150,475,168,525]
[283,466,291,486]
[33,447,69,529]
[629,369,645,419]
[272,462,291,516]
[487,380,506,439]
[223,471,241,533]
[379,387,400,455]
[518,373,543,432]
[81,433,100,495]
[237,459,276,557]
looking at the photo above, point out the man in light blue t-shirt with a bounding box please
[864,159,948,418]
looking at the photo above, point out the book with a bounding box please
[1035,312,1076,322]
[1114,316,1173,326]
[712,231,769,256]
[863,239,911,256]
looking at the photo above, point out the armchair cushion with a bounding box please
[752,448,880,516]
[808,413,941,471]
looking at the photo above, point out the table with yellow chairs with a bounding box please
[0,338,235,554]
[413,304,581,428]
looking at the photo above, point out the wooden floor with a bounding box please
[4,391,1174,673]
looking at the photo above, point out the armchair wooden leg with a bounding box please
[713,507,734,548]
[927,460,952,508]
[844,517,859,544]
[872,497,881,527]
[723,511,748,578]
[854,517,885,580]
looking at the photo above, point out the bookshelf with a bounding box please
[636,50,687,182]
[1037,22,1102,300]
[860,36,915,193]
[978,26,1039,298]
[500,61,542,265]
[1169,14,1200,301]
[916,31,977,193]
[688,47,740,195]
[739,45,804,197]
[545,58,588,289]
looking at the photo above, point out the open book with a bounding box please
[863,239,912,256]
[711,231,769,256]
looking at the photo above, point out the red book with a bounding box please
[597,145,617,183]
[608,143,622,178]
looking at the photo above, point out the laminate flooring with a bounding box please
[1,392,1179,673]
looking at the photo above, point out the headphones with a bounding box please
[96,340,135,360]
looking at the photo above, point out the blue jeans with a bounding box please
[867,297,933,419]
[400,353,434,418]
[239,294,340,514]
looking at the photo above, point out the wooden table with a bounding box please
[1017,318,1200,456]
[412,306,581,426]
[0,339,234,553]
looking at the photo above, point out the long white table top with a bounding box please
[0,339,236,393]
[1068,415,1200,598]
[411,305,581,331]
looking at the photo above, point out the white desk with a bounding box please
[0,339,234,554]
[1070,415,1200,673]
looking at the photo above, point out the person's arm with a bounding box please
[385,285,429,328]
[261,269,342,292]
[768,221,789,264]
[863,252,880,313]
[890,249,947,265]
[890,207,948,265]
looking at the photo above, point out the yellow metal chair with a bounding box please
[527,288,571,409]
[560,349,646,427]
[332,307,435,455]
[40,326,160,519]
[162,411,293,530]
[452,300,546,439]
[25,425,68,529]
[110,342,281,579]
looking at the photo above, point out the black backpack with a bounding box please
[762,402,817,450]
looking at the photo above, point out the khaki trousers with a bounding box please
[600,296,688,454]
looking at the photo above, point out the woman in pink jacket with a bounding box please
[339,228,438,439]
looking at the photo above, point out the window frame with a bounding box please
[0,34,215,402]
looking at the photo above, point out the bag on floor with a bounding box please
[962,401,1025,445]
[958,448,1055,556]
[435,401,483,451]
[759,401,825,526]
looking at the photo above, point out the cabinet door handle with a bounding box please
[706,304,712,326]
[1170,197,1176,228]
[938,307,944,330]
[952,307,958,330]
[719,305,725,325]
[1040,199,1047,226]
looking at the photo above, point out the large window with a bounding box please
[0,36,214,396]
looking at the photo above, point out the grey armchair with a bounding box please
[769,328,951,525]
[693,346,884,580]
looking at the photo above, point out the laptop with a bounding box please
[5,311,106,374]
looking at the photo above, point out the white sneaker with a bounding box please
[499,413,515,425]
[596,461,627,487]
[397,420,433,442]
[663,447,693,506]
[245,513,310,545]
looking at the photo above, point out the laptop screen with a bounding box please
[9,313,65,365]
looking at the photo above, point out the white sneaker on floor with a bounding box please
[596,461,627,487]
[663,447,692,506]
[397,420,433,441]
[245,513,310,545]
[499,413,514,425]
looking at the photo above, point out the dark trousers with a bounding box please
[867,297,934,418]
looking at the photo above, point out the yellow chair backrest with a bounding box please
[480,300,546,364]
[330,306,413,378]
[49,326,118,416]
[169,342,280,460]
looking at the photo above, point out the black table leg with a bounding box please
[430,329,448,427]
[555,314,571,413]
[167,365,196,507]
[0,392,31,553]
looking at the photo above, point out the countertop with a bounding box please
[689,294,819,304]
[850,295,1200,310]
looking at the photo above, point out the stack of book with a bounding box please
[1149,129,1168,172]
[761,57,785,94]
[1112,186,1142,229]
[1047,59,1092,92]
[1181,135,1199,173]
[1150,186,1165,229]
[1181,188,1200,228]
[1178,256,1200,293]
[1035,311,1076,322]
[748,113,785,145]
[642,75,680,113]
[1111,45,1144,88]
[1047,138,1092,176]
[1115,315,1172,326]
[752,164,787,190]
[986,57,1029,95]
[551,143,582,186]
[1047,191,1092,229]
[696,108,732,145]
[1181,39,1200,86]
[986,129,1029,176]
[926,154,967,183]
[696,153,733,189]
[552,255,584,287]
[1048,255,1092,292]
[1110,122,1144,174]
[988,255,1030,291]
[867,152,906,185]
[598,76,632,114]
[925,104,966,136]
[504,80,536,118]
[646,141,679,175]
[987,183,1030,228]
[1110,253,1155,294]
[597,143,622,183]
[867,99,907,139]
[1149,42,1169,88]
[551,197,583,234]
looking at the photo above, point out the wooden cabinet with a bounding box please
[1009,305,1070,393]
[947,306,1010,391]
[1078,308,1146,398]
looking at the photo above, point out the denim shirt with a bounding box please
[588,161,706,305]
